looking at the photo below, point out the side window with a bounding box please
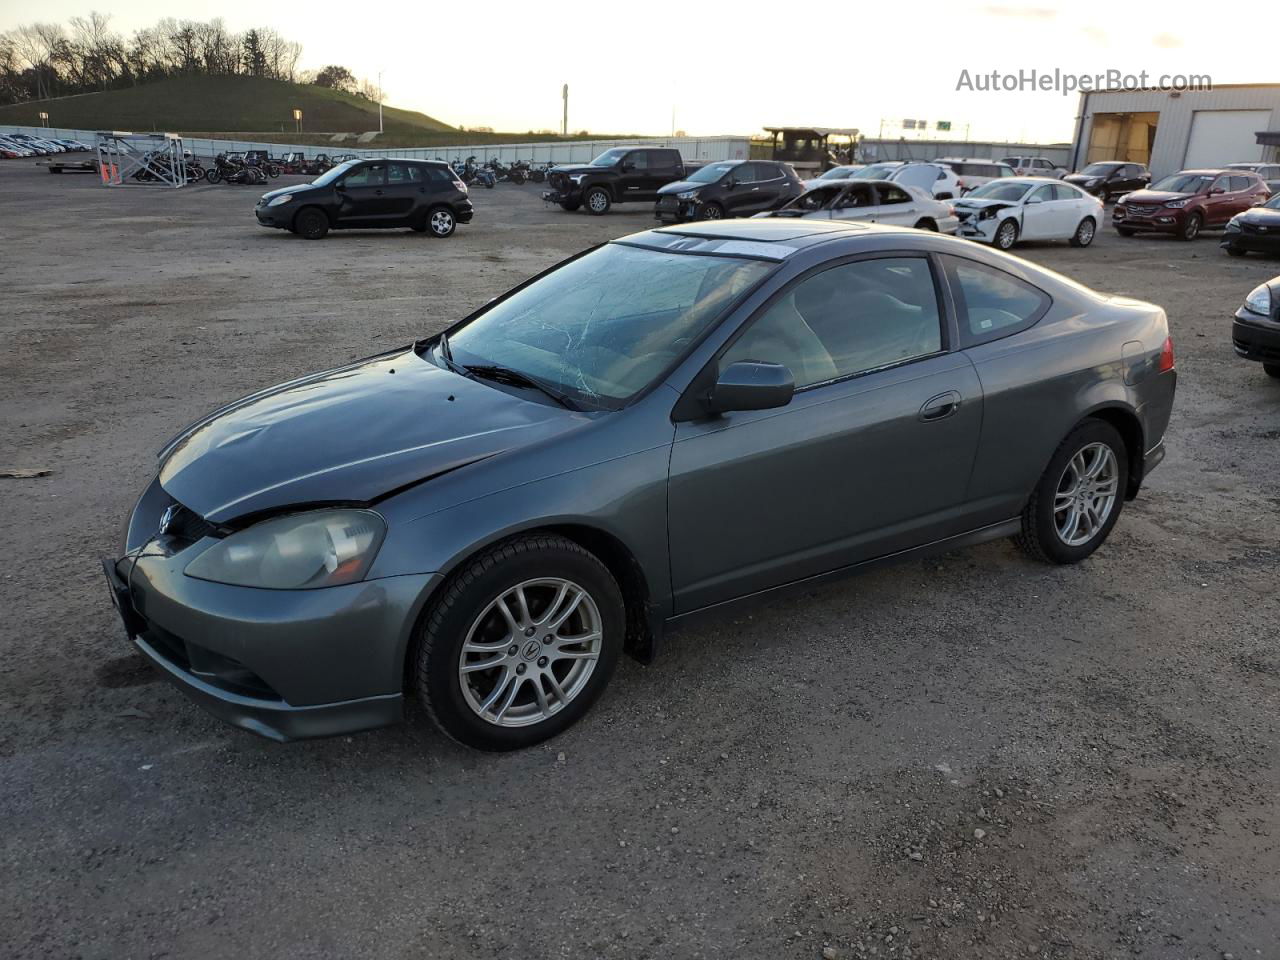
[1029,184,1055,203]
[341,163,386,187]
[720,257,943,388]
[1209,176,1231,194]
[648,150,677,171]
[943,256,1051,347]
[838,185,873,208]
[625,151,649,171]
[1228,175,1252,192]
[733,163,758,183]
[998,166,1015,177]
[388,162,422,183]
[878,185,911,205]
[1050,183,1073,200]
[757,163,781,181]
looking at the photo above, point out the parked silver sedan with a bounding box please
[758,180,959,234]
[105,220,1176,751]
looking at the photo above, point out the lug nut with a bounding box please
[537,656,548,668]
[516,664,526,675]
[525,627,536,637]
[507,644,518,656]
[543,635,553,644]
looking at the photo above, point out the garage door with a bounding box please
[1183,110,1270,169]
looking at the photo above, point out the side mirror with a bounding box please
[708,361,794,414]
[1209,187,1225,196]
[622,162,636,172]
[724,178,738,190]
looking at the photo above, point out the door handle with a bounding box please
[919,391,962,422]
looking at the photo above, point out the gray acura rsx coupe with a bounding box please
[105,220,1177,750]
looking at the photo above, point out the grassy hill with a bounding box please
[0,75,454,137]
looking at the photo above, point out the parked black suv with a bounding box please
[1063,162,1150,201]
[543,147,700,215]
[255,158,473,239]
[654,160,802,222]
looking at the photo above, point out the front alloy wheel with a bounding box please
[995,219,1019,250]
[415,534,623,750]
[585,187,611,215]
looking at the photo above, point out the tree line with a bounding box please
[0,13,371,105]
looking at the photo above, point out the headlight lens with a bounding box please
[185,509,386,590]
[267,194,294,206]
[1164,199,1189,208]
[1244,283,1272,316]
[1086,178,1099,185]
[568,174,585,182]
[1225,216,1242,232]
[677,190,699,200]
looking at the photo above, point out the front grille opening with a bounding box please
[162,501,219,546]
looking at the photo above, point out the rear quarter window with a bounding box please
[942,255,1051,348]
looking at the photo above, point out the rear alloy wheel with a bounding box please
[1014,420,1128,564]
[293,207,329,240]
[995,219,1019,250]
[1179,212,1202,241]
[1069,217,1096,247]
[426,207,456,238]
[698,201,725,221]
[585,187,611,216]
[415,535,624,750]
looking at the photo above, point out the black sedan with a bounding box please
[654,160,802,222]
[1222,193,1280,257]
[1063,162,1150,201]
[255,158,474,239]
[1232,275,1280,378]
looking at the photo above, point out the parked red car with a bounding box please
[1114,169,1269,240]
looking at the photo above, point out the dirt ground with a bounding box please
[2,161,1278,960]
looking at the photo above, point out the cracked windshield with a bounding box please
[446,243,772,408]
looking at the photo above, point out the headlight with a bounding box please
[1164,199,1189,208]
[1244,283,1272,316]
[568,174,586,182]
[1086,178,1100,185]
[677,190,699,201]
[267,194,294,206]
[1225,216,1242,232]
[185,509,386,590]
[978,208,997,220]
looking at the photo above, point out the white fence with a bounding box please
[1,124,749,165]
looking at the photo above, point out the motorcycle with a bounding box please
[205,153,265,185]
[527,161,551,183]
[458,156,495,188]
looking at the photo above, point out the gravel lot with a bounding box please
[2,161,1278,960]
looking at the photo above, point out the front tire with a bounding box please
[584,186,611,216]
[1069,217,1096,247]
[1179,212,1202,241]
[292,207,329,240]
[414,535,624,751]
[205,168,221,184]
[1014,419,1128,565]
[994,219,1019,250]
[697,201,725,221]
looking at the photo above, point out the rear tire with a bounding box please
[1069,217,1096,247]
[585,186,611,215]
[292,207,329,240]
[414,534,624,751]
[1264,363,1280,379]
[1014,419,1129,565]
[425,206,456,238]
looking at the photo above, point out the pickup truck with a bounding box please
[543,147,703,215]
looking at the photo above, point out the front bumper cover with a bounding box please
[1232,309,1280,364]
[104,536,437,741]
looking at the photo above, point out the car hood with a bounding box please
[1237,206,1280,224]
[158,348,582,525]
[657,179,707,195]
[1063,173,1103,182]
[1119,190,1193,204]
[549,165,598,177]
[259,182,324,203]
[952,196,1020,210]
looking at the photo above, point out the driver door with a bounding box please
[666,254,984,613]
[1019,183,1057,239]
[335,161,389,226]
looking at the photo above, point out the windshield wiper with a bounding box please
[462,363,579,410]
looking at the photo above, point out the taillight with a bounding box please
[1157,336,1175,372]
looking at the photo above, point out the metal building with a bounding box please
[1070,83,1280,178]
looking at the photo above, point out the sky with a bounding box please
[0,0,1252,143]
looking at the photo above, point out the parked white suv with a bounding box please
[936,158,1017,195]
[1000,156,1066,178]
[844,161,962,200]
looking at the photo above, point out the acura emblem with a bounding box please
[158,504,177,536]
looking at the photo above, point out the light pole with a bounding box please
[378,71,384,135]
[562,84,568,136]
[293,109,302,134]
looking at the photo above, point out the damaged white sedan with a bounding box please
[954,178,1103,250]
